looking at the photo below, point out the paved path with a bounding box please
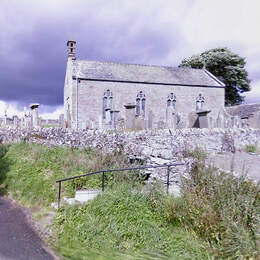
[206,151,260,182]
[0,196,54,260]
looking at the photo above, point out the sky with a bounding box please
[0,0,260,119]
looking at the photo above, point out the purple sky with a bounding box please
[0,0,260,118]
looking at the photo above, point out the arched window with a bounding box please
[196,93,205,111]
[167,93,176,110]
[136,91,145,116]
[103,89,113,119]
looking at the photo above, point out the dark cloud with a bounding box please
[0,1,182,111]
[1,0,259,112]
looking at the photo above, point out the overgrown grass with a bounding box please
[1,142,259,259]
[183,147,207,161]
[54,183,210,260]
[245,144,258,153]
[0,142,133,206]
[168,162,260,258]
[54,161,260,259]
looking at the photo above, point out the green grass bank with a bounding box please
[0,143,259,259]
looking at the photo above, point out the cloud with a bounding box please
[0,99,63,119]
[244,80,260,104]
[0,100,24,117]
[0,0,260,114]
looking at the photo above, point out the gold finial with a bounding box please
[70,35,73,41]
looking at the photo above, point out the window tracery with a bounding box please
[136,91,146,116]
[196,93,205,111]
[167,93,176,110]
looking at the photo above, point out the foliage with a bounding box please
[245,144,258,153]
[54,183,210,259]
[183,147,207,161]
[1,143,259,259]
[179,47,251,105]
[167,162,260,258]
[0,143,132,206]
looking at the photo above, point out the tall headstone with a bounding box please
[196,110,211,128]
[233,115,241,128]
[135,115,145,130]
[216,113,224,128]
[13,115,19,128]
[166,106,177,129]
[30,103,40,128]
[105,108,111,128]
[124,103,136,130]
[59,114,64,128]
[148,110,154,129]
[4,110,7,126]
[111,110,120,130]
[188,112,199,128]
[256,111,260,128]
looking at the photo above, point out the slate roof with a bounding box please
[72,60,225,87]
[226,103,260,119]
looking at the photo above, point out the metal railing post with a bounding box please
[102,171,105,192]
[56,163,185,206]
[58,181,61,208]
[167,166,170,194]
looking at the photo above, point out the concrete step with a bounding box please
[74,189,102,203]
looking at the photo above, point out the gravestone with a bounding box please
[111,110,120,129]
[157,120,165,129]
[188,112,199,128]
[135,115,145,130]
[148,110,154,129]
[124,103,136,130]
[196,110,211,128]
[30,103,40,129]
[233,116,241,128]
[13,115,19,128]
[166,106,177,129]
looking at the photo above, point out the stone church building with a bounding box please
[64,40,225,130]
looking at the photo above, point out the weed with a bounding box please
[167,161,260,258]
[245,144,258,153]
[183,147,207,161]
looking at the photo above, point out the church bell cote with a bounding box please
[67,39,76,59]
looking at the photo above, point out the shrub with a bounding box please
[183,147,207,161]
[245,144,258,153]
[167,161,260,258]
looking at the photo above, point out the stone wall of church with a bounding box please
[75,79,225,130]
[64,58,77,129]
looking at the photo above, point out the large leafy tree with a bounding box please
[179,47,251,105]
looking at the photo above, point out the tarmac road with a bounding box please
[0,196,54,260]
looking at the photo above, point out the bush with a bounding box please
[183,147,207,161]
[245,144,258,153]
[167,161,260,258]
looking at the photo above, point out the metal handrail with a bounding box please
[56,163,184,208]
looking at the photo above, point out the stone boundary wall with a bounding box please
[0,127,259,160]
[1,127,259,194]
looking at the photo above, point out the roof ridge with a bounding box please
[75,59,204,71]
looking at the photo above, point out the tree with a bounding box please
[179,47,251,105]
